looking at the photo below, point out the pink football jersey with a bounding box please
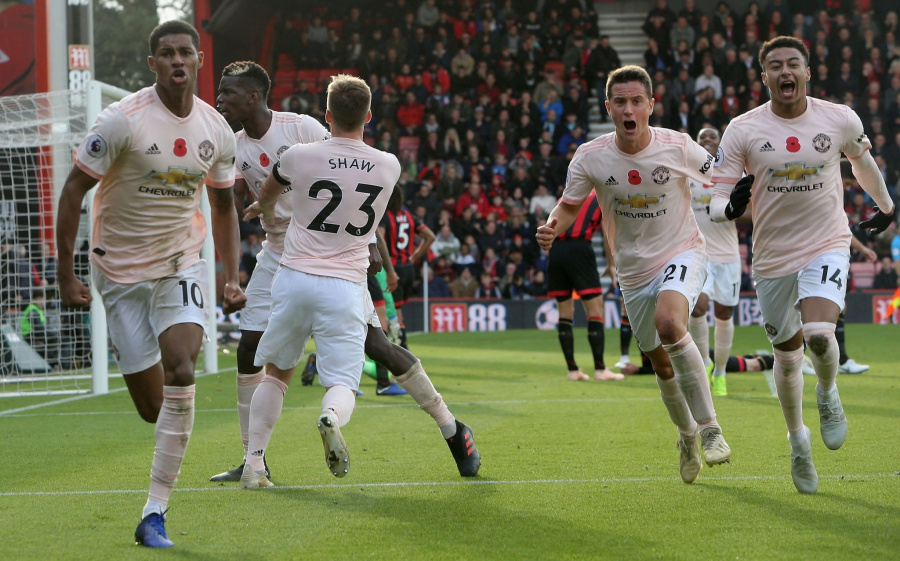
[75,86,236,283]
[276,137,401,282]
[690,178,739,263]
[562,127,715,290]
[234,112,329,253]
[712,98,868,278]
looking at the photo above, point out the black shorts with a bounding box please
[547,239,603,302]
[391,263,416,307]
[367,274,385,307]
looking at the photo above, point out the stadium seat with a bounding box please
[850,261,876,289]
[318,69,342,84]
[296,70,320,92]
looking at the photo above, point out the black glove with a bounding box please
[725,174,754,220]
[858,205,895,234]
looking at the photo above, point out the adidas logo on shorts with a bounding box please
[240,161,251,171]
[145,143,160,155]
[605,176,619,186]
[759,141,775,152]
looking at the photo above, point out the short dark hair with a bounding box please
[606,65,652,100]
[149,20,200,55]
[222,61,271,102]
[758,36,809,69]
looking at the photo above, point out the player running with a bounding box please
[710,36,895,493]
[688,127,742,396]
[56,21,246,547]
[537,65,731,484]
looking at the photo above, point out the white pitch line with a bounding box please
[1,396,661,418]
[0,367,238,417]
[1,473,896,498]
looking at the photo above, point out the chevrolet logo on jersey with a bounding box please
[769,163,822,181]
[616,194,664,208]
[149,166,204,186]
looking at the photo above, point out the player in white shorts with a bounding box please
[209,61,328,483]
[211,64,479,483]
[239,75,480,489]
[711,36,895,494]
[537,65,731,485]
[55,21,246,547]
[688,128,742,397]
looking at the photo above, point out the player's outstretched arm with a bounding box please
[851,152,895,233]
[208,185,247,314]
[56,166,97,308]
[536,200,581,250]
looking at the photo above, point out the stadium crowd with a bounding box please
[227,0,900,301]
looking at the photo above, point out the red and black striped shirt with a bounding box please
[381,208,425,266]
[557,191,602,241]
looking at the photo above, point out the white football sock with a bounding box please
[656,376,697,436]
[713,317,734,377]
[321,384,356,428]
[773,347,805,434]
[803,322,839,392]
[394,360,456,437]
[688,314,710,365]
[146,385,194,517]
[246,376,287,471]
[663,333,718,430]
[237,369,265,460]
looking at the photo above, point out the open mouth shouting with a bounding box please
[623,120,637,132]
[779,80,796,99]
[172,69,188,84]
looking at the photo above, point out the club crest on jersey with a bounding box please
[616,193,664,209]
[812,133,831,153]
[86,134,107,158]
[765,323,778,337]
[198,140,214,162]
[277,145,290,159]
[651,166,670,185]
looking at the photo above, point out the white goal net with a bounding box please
[0,82,219,397]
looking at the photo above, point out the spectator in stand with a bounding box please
[645,38,674,75]
[671,16,696,54]
[456,180,490,219]
[695,62,723,99]
[432,223,461,261]
[417,0,439,29]
[396,91,425,136]
[874,256,899,289]
[477,219,506,256]
[436,163,464,204]
[530,183,557,217]
[585,35,621,122]
[424,266,452,298]
[556,124,586,156]
[450,266,478,297]
[474,271,502,299]
[442,128,465,162]
[306,16,329,44]
[538,90,564,124]
[527,270,548,297]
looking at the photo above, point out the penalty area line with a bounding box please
[1,473,897,498]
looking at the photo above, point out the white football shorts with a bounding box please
[622,249,708,352]
[753,251,849,345]
[239,242,281,332]
[255,267,367,391]
[701,260,742,307]
[92,260,209,374]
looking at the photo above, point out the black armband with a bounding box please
[271,161,291,186]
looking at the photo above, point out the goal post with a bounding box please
[0,80,219,397]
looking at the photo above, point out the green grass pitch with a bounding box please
[1,325,898,560]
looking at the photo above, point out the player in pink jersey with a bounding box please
[537,66,731,484]
[710,37,895,494]
[211,64,478,482]
[239,75,479,489]
[688,128,742,397]
[55,21,246,547]
[209,61,328,483]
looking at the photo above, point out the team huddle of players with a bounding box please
[54,20,895,549]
